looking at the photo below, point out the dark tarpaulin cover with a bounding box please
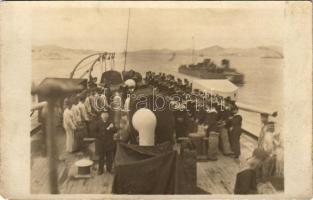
[112,142,210,194]
[100,70,123,85]
[234,169,257,194]
[112,142,177,194]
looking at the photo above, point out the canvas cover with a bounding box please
[192,79,238,99]
[100,70,123,86]
[112,142,176,194]
[112,142,210,194]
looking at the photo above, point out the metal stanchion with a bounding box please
[45,98,59,194]
[33,78,84,194]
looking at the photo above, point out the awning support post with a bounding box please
[45,98,59,194]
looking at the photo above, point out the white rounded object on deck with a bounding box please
[125,79,136,87]
[75,159,93,167]
[132,108,156,146]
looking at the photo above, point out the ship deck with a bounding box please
[31,126,278,194]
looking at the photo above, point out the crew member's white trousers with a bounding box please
[65,129,74,152]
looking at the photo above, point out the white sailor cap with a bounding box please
[125,79,136,87]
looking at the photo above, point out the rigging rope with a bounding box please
[104,53,107,71]
[100,53,103,74]
[112,53,115,69]
[74,52,116,78]
[76,59,97,72]
[79,68,90,79]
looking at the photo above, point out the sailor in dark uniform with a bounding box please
[205,102,219,135]
[234,148,267,194]
[229,114,243,158]
[94,110,117,174]
[173,92,188,140]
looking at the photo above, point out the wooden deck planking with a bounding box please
[196,134,257,194]
[31,128,259,194]
[31,127,113,194]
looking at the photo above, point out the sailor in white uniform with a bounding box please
[71,96,82,151]
[63,99,77,152]
[78,94,90,122]
[84,91,94,119]
[77,94,90,138]
[123,79,136,113]
[99,92,109,111]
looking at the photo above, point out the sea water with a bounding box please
[32,52,284,136]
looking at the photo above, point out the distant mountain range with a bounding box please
[32,45,99,60]
[32,45,283,59]
[130,45,283,58]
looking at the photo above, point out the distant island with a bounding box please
[130,45,283,59]
[261,56,284,59]
[32,45,283,60]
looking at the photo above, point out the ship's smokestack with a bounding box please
[221,59,230,69]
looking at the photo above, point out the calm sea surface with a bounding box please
[32,53,284,135]
[32,53,283,110]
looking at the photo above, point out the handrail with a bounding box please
[236,101,279,140]
[236,102,277,116]
[31,101,47,111]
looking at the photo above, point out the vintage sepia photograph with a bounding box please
[28,4,287,195]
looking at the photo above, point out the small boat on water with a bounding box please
[178,58,245,85]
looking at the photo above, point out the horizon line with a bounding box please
[32,43,283,53]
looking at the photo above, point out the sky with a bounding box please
[32,5,285,51]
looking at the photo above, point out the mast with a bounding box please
[123,8,131,71]
[100,53,103,74]
[192,36,195,64]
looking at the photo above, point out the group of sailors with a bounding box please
[146,72,283,194]
[145,71,243,159]
[60,70,282,194]
[62,86,116,174]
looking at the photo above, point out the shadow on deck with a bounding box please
[197,134,256,194]
[31,127,114,194]
[31,128,273,194]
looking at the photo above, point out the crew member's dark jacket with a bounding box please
[229,115,243,156]
[206,112,218,135]
[94,119,117,154]
[174,110,188,139]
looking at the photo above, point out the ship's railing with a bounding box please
[31,94,46,135]
[31,100,279,139]
[236,102,279,139]
[31,101,47,111]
